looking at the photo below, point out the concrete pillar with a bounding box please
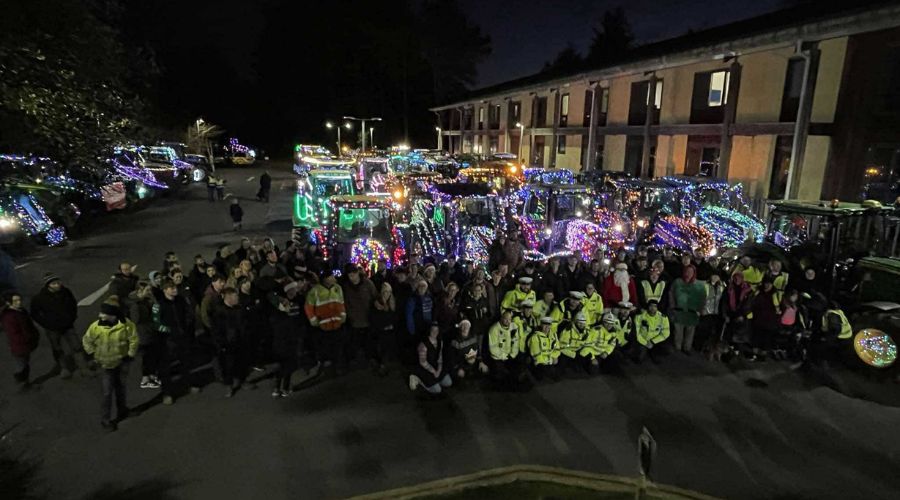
[585,83,601,171]
[550,90,560,167]
[641,74,658,178]
[786,42,821,199]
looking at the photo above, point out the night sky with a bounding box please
[461,0,789,86]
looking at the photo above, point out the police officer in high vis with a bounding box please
[633,299,670,364]
[529,317,561,380]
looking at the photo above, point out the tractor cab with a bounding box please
[326,195,401,272]
[293,169,355,230]
[457,160,522,193]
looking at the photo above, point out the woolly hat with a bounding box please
[100,297,119,316]
[43,273,61,287]
[284,281,300,293]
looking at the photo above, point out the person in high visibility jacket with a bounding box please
[82,301,139,431]
[533,290,562,325]
[554,291,585,333]
[822,305,852,340]
[638,266,668,311]
[529,317,561,380]
[633,300,670,363]
[602,311,631,348]
[581,283,604,326]
[513,300,538,353]
[559,311,592,374]
[732,255,764,291]
[501,277,536,313]
[305,272,347,369]
[766,259,790,305]
[488,310,528,390]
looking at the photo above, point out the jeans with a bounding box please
[45,328,87,372]
[101,364,128,423]
[12,354,30,383]
[420,373,452,394]
[159,336,195,396]
[322,328,350,368]
[217,341,249,387]
[207,185,216,202]
[365,327,394,366]
[274,354,297,392]
[673,324,696,352]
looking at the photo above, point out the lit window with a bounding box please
[646,80,663,109]
[557,135,567,154]
[561,94,569,116]
[708,71,730,107]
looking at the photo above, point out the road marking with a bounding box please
[246,176,255,182]
[223,193,233,200]
[78,282,110,307]
[14,255,46,269]
[15,263,31,270]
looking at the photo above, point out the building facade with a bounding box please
[431,3,900,202]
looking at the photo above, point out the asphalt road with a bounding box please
[1,162,899,500]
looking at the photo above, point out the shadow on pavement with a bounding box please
[81,477,183,500]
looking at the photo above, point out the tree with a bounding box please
[418,0,492,103]
[586,7,634,67]
[542,44,585,75]
[0,0,151,166]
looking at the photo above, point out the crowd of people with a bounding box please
[1,229,855,431]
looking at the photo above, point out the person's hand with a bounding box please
[457,368,465,379]
[478,361,489,373]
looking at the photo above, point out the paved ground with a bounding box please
[1,163,899,500]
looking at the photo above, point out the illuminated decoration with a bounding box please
[351,238,390,272]
[391,226,406,265]
[408,198,446,256]
[696,206,765,247]
[651,215,716,256]
[109,156,167,189]
[45,226,66,246]
[462,226,494,265]
[523,168,575,185]
[853,328,897,368]
[515,215,542,250]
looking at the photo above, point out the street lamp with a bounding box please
[343,116,382,153]
[435,126,443,151]
[516,122,525,162]
[369,127,375,149]
[326,121,352,156]
[195,118,204,134]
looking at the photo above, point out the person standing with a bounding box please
[304,271,347,372]
[602,263,638,312]
[229,199,244,231]
[200,274,226,336]
[82,300,138,431]
[258,171,272,202]
[206,172,217,202]
[215,176,226,200]
[129,282,161,389]
[638,263,668,312]
[110,262,139,306]
[271,281,304,396]
[750,279,780,360]
[153,280,198,405]
[30,273,90,378]
[370,282,398,376]
[459,281,491,338]
[669,265,707,354]
[697,272,725,350]
[1,292,40,388]
[211,287,248,397]
[342,266,378,364]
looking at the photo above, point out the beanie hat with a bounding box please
[100,297,119,316]
[284,281,300,293]
[43,273,61,287]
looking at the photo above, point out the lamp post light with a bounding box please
[369,127,375,149]
[516,122,525,162]
[326,121,352,156]
[435,126,443,151]
[343,116,382,153]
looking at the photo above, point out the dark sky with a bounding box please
[460,0,790,87]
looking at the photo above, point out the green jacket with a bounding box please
[636,311,670,348]
[670,279,706,326]
[82,319,139,369]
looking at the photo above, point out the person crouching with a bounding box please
[409,322,452,395]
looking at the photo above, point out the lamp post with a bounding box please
[435,127,443,151]
[343,116,382,153]
[516,122,525,162]
[326,121,352,156]
[369,127,375,149]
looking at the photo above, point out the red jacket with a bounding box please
[2,308,39,357]
[602,274,638,307]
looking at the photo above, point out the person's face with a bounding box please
[206,267,216,278]
[120,263,131,275]
[424,267,435,279]
[459,322,471,337]
[348,271,361,285]
[223,292,239,307]
[429,325,440,338]
[323,275,337,288]
[617,250,627,261]
[541,323,551,333]
[522,306,533,316]
[472,285,484,299]
[242,239,251,249]
[568,299,579,310]
[585,283,595,296]
[805,268,816,280]
[48,280,62,292]
[267,251,278,264]
[591,261,600,272]
[240,260,252,272]
[500,312,512,327]
[648,303,658,315]
[663,248,673,257]
[520,283,531,293]
[652,261,664,273]
[681,255,692,266]
[498,264,508,276]
[474,269,485,282]
[213,279,225,291]
[740,256,751,267]
[240,281,252,294]
[543,291,553,304]
[769,260,782,273]
[567,256,577,267]
[9,295,22,309]
[788,292,798,303]
[167,254,178,263]
[164,286,178,299]
[286,288,297,300]
[710,274,720,285]
[195,257,205,267]
[447,284,459,296]
[172,273,183,285]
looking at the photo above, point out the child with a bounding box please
[229,198,244,231]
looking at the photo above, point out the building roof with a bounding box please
[432,0,900,110]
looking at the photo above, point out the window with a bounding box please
[624,136,644,176]
[708,71,730,106]
[560,93,569,127]
[534,96,548,127]
[478,107,485,129]
[583,89,592,126]
[491,104,501,129]
[557,135,567,154]
[780,59,805,122]
[509,101,521,125]
[489,136,499,154]
[647,80,663,109]
[769,136,793,198]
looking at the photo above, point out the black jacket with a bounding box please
[211,303,247,346]
[30,286,78,331]
[110,273,138,302]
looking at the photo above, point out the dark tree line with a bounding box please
[542,7,634,76]
[0,0,491,161]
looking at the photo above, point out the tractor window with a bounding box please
[461,198,493,227]
[524,191,547,221]
[314,177,354,197]
[336,208,390,242]
[553,193,590,220]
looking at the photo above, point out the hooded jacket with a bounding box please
[1,307,39,356]
[82,318,138,369]
[342,277,377,329]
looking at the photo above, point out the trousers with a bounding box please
[101,364,128,423]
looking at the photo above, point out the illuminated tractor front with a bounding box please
[325,196,404,273]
